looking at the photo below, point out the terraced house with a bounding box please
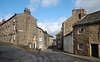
[73,11,100,58]
[0,8,53,50]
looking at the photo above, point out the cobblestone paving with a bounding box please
[0,42,90,62]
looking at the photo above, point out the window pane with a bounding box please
[79,43,83,50]
[78,28,84,34]
[14,34,15,40]
[13,19,15,22]
[14,25,15,30]
[34,35,36,40]
[39,37,42,41]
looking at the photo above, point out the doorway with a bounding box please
[91,44,98,58]
[33,42,36,49]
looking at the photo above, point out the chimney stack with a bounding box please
[24,8,31,15]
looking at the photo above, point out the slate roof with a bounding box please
[73,11,100,27]
[64,31,72,37]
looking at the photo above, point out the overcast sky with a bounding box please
[0,0,100,38]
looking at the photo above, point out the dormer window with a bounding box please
[78,28,84,34]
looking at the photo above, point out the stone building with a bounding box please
[62,8,86,36]
[73,11,100,58]
[56,28,63,49]
[53,39,56,46]
[56,8,86,50]
[48,36,53,47]
[63,8,86,52]
[0,8,53,50]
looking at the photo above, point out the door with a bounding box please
[33,43,35,49]
[91,44,98,58]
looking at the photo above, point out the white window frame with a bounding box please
[33,35,36,40]
[8,36,10,40]
[13,19,15,22]
[78,28,84,34]
[39,37,42,42]
[8,22,10,25]
[39,44,42,49]
[8,28,10,32]
[29,43,31,48]
[78,43,84,50]
[13,25,15,30]
[14,34,15,40]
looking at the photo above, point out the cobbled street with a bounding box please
[0,42,90,62]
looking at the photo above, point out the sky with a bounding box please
[0,0,100,38]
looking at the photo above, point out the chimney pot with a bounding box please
[86,10,88,14]
[83,11,85,14]
[81,10,83,13]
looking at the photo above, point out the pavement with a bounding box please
[0,42,99,62]
[43,48,100,62]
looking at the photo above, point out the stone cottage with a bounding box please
[63,8,86,53]
[0,8,53,50]
[73,11,100,58]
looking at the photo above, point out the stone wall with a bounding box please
[73,25,89,56]
[0,16,16,44]
[63,9,85,36]
[73,23,100,56]
[0,9,52,50]
[56,29,63,49]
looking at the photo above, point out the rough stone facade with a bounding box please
[63,9,85,36]
[73,11,100,57]
[56,28,63,49]
[0,8,53,50]
[56,8,86,50]
[48,36,53,47]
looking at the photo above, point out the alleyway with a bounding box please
[0,42,89,62]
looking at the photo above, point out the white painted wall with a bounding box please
[63,34,73,53]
